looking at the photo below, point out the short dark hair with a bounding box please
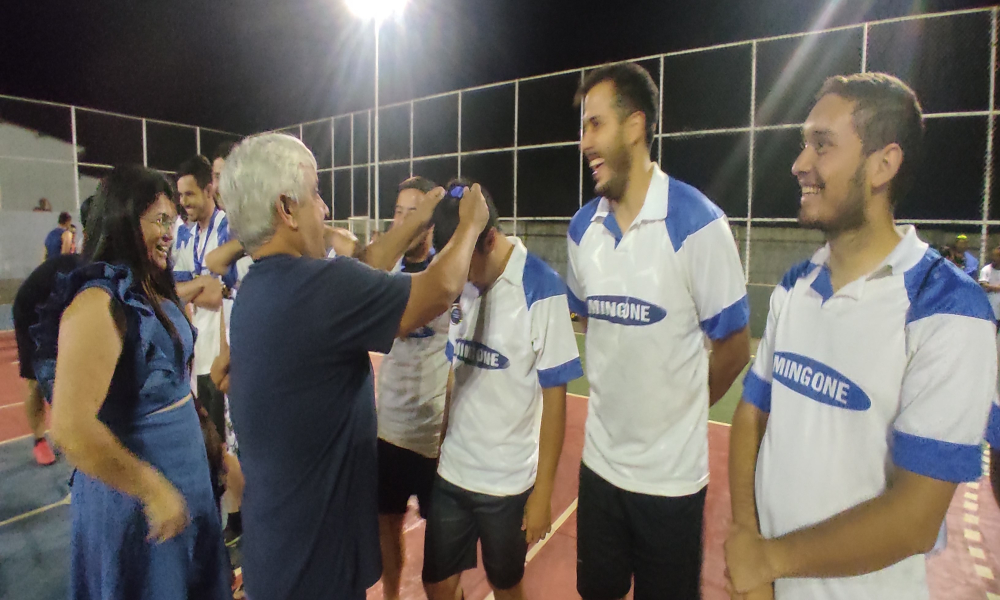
[212,141,238,162]
[576,62,659,149]
[398,176,436,194]
[177,155,213,190]
[57,211,72,225]
[816,73,924,207]
[431,177,500,253]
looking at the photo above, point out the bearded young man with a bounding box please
[566,62,751,600]
[726,73,997,600]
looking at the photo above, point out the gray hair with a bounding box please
[220,133,318,252]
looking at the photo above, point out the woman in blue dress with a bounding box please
[32,165,230,600]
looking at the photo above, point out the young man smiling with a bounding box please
[173,155,228,439]
[726,73,997,600]
[567,62,750,600]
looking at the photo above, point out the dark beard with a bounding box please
[596,135,633,202]
[799,163,867,234]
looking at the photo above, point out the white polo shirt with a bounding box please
[979,263,1000,320]
[377,255,451,459]
[743,226,997,600]
[173,209,229,376]
[566,165,749,496]
[439,236,584,496]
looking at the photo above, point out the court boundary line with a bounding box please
[482,498,579,600]
[480,392,728,600]
[0,494,69,530]
[0,356,733,587]
[0,432,33,447]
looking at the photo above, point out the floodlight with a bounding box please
[345,0,407,22]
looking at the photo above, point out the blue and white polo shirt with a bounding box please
[566,165,749,496]
[173,208,230,376]
[743,225,997,600]
[440,236,584,496]
[377,255,451,459]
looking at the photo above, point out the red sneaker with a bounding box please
[33,438,56,466]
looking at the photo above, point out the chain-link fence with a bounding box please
[2,7,997,335]
[277,6,1000,335]
[0,96,242,214]
[0,96,242,313]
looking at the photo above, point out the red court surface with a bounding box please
[3,331,1000,599]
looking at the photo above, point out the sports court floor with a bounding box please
[1,330,999,599]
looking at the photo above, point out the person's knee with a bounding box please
[491,579,525,600]
[379,513,406,536]
[24,380,45,410]
[378,514,406,566]
[423,575,461,600]
[484,559,525,597]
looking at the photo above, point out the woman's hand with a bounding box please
[142,472,190,543]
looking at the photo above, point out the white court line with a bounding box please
[0,433,33,447]
[372,353,734,598]
[0,494,69,529]
[0,403,22,410]
[481,394,730,599]
[483,499,579,600]
[525,498,578,563]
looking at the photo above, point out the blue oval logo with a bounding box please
[453,339,509,370]
[772,352,871,411]
[407,326,435,339]
[586,295,666,326]
[451,305,462,325]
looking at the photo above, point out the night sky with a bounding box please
[1,0,994,134]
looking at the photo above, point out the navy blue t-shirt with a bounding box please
[43,227,65,260]
[229,254,411,600]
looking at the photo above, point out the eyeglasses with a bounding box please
[143,214,175,232]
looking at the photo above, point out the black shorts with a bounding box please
[13,316,36,380]
[577,463,706,600]
[377,438,437,519]
[422,476,531,590]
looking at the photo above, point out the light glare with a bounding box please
[345,0,407,22]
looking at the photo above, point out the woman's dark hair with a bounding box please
[84,165,189,358]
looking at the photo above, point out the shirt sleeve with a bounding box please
[565,234,587,316]
[320,257,412,354]
[530,292,584,389]
[682,218,749,341]
[966,254,980,277]
[893,311,997,483]
[741,283,790,413]
[980,265,991,283]
[172,234,194,282]
[985,399,1000,449]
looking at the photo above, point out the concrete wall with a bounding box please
[2,216,993,335]
[0,123,83,214]
[514,220,1000,340]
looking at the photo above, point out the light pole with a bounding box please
[346,0,407,234]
